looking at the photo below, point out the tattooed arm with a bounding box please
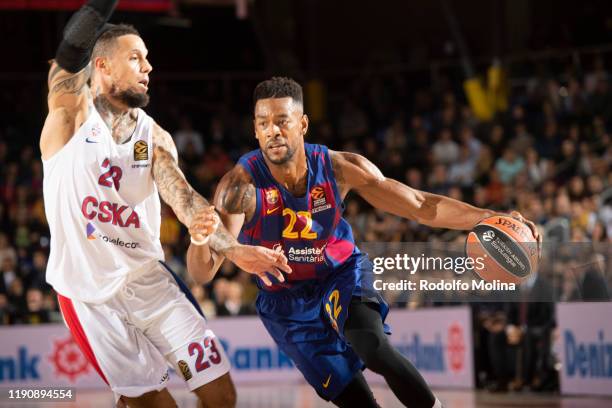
[152,125,290,284]
[152,122,236,251]
[40,63,92,160]
[187,164,291,286]
[41,0,118,160]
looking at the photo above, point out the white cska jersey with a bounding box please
[43,106,164,303]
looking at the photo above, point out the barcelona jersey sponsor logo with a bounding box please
[265,188,279,205]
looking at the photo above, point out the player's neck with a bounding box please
[267,149,308,195]
[93,93,138,144]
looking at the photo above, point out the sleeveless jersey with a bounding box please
[42,106,164,303]
[237,143,360,291]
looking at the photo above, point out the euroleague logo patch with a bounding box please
[177,360,193,381]
[311,185,331,214]
[311,186,325,200]
[482,230,495,242]
[134,140,148,161]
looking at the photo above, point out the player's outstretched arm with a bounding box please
[152,130,291,285]
[186,164,291,286]
[330,150,539,238]
[152,123,236,249]
[41,0,118,160]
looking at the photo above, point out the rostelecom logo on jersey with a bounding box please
[134,140,148,161]
[86,223,96,240]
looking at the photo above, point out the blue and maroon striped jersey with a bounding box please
[237,143,360,291]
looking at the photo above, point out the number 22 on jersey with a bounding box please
[282,208,318,239]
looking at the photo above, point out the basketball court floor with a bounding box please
[8,383,611,407]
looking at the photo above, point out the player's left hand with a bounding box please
[189,206,220,243]
[509,210,542,257]
[225,244,292,286]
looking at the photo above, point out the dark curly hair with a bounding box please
[253,77,303,107]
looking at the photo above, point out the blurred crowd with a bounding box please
[1,55,611,393]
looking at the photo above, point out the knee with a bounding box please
[347,329,388,373]
[195,375,237,408]
[122,389,176,408]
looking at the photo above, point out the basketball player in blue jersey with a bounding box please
[188,77,540,407]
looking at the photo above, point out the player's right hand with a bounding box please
[189,206,220,243]
[225,245,292,286]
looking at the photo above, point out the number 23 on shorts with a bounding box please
[177,336,222,381]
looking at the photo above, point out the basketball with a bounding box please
[466,215,539,284]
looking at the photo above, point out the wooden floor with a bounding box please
[8,384,611,408]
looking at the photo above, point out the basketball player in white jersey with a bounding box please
[40,1,290,407]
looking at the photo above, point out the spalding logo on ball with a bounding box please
[465,215,539,284]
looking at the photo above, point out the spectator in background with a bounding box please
[0,232,16,267]
[0,293,10,324]
[511,122,533,156]
[7,277,25,317]
[485,170,507,207]
[431,128,459,165]
[204,144,232,179]
[495,148,525,184]
[506,274,556,391]
[174,115,204,156]
[190,283,216,318]
[1,256,17,294]
[21,249,47,289]
[20,287,50,325]
[525,148,545,187]
[536,121,560,160]
[428,164,452,195]
[163,245,187,281]
[459,125,482,159]
[449,145,477,186]
[216,281,252,317]
[568,253,611,301]
[338,100,369,141]
[488,124,506,158]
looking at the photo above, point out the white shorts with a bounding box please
[57,261,230,399]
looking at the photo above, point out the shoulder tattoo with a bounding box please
[219,167,256,216]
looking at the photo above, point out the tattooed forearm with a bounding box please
[221,178,255,214]
[153,145,208,226]
[152,124,241,254]
[208,225,238,254]
[48,63,91,99]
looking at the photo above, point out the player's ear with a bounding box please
[301,114,309,137]
[93,56,109,75]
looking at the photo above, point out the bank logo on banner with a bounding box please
[382,307,474,388]
[447,323,466,373]
[558,303,612,396]
[48,335,91,382]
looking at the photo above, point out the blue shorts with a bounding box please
[256,254,389,401]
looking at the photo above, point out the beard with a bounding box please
[110,85,150,108]
[263,143,296,165]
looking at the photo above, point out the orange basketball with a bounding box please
[465,215,538,284]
